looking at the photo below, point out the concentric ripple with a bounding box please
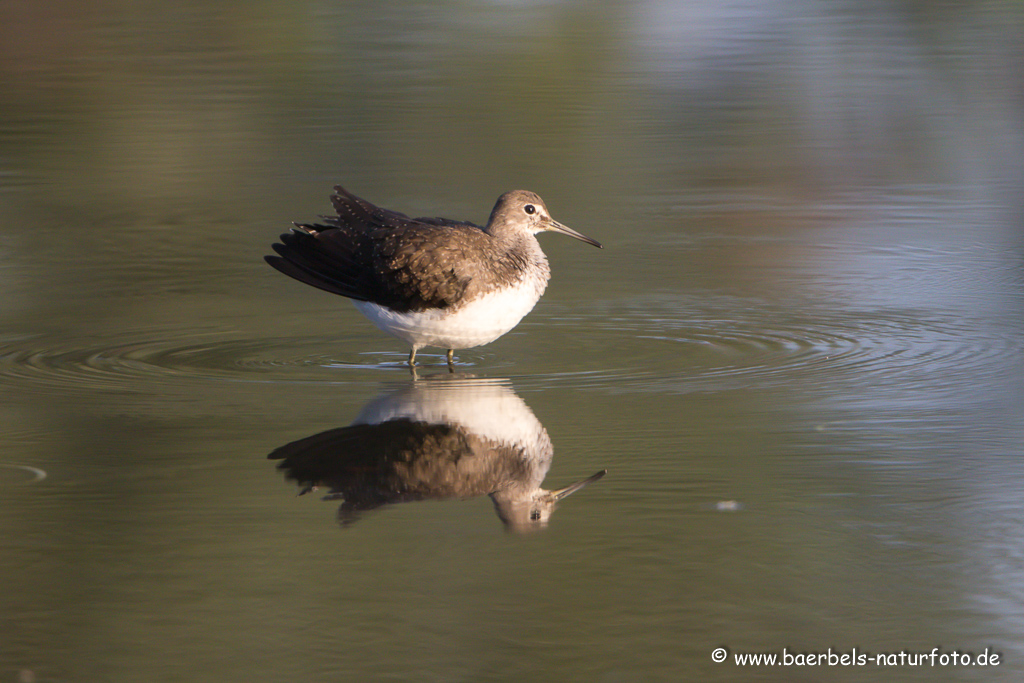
[641,311,1006,383]
[1,300,1019,398]
[528,304,1022,396]
[0,333,429,392]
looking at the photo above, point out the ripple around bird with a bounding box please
[0,300,1017,399]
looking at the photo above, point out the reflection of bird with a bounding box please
[268,377,605,532]
[265,186,602,366]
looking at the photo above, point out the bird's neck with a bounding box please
[483,218,525,243]
[498,233,548,271]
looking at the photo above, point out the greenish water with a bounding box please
[2,2,1023,681]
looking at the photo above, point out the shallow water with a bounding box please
[2,2,1023,681]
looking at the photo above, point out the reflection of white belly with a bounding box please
[353,278,546,350]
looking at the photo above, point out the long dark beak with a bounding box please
[552,469,608,501]
[543,218,603,249]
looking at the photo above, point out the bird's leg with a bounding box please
[446,348,454,367]
[408,348,417,366]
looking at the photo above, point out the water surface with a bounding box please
[2,2,1023,681]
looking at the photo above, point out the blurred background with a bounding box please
[1,1,1022,681]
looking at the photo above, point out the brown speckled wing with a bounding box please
[266,186,531,313]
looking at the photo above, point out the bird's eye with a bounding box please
[524,204,536,215]
[530,509,541,521]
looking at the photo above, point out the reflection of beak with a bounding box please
[543,218,603,249]
[552,469,608,500]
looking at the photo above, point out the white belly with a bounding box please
[353,278,546,350]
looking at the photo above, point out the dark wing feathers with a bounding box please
[329,185,410,227]
[267,186,526,313]
[265,224,371,300]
